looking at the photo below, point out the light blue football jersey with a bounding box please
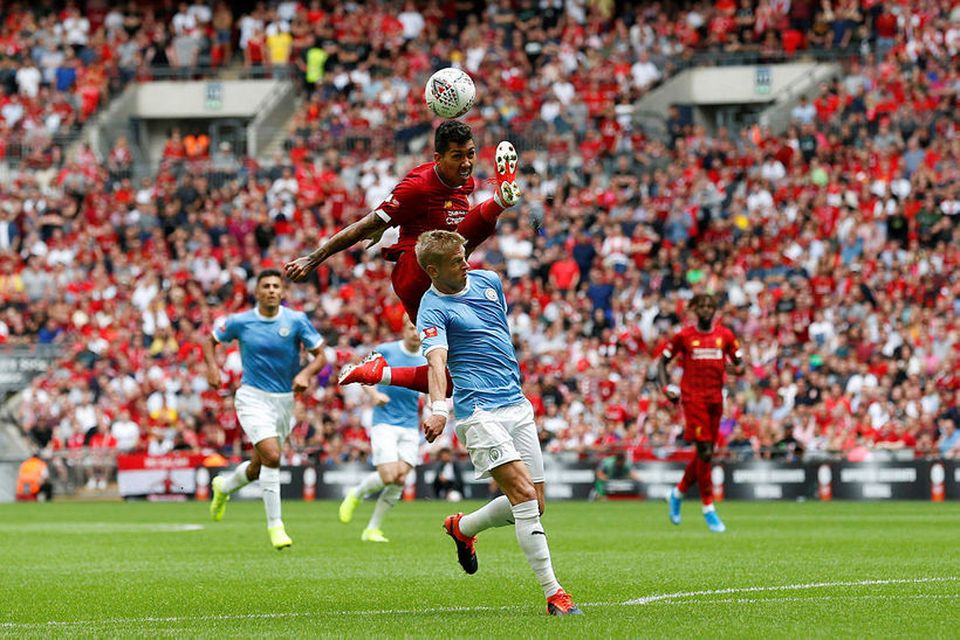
[417,269,524,418]
[213,306,323,393]
[371,340,426,428]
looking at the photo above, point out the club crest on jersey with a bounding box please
[444,200,453,209]
[692,339,700,347]
[422,327,438,339]
[484,288,498,302]
[716,338,723,347]
[278,326,290,337]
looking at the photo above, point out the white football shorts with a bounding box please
[234,385,295,445]
[455,399,544,482]
[370,423,420,467]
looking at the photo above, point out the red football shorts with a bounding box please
[390,251,431,321]
[682,400,723,443]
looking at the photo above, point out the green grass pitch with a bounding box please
[1,500,958,638]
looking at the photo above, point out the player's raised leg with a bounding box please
[210,459,257,521]
[339,470,381,524]
[457,140,521,254]
[339,352,453,397]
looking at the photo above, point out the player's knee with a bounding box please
[260,452,281,468]
[512,481,537,505]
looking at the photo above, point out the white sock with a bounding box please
[381,366,392,385]
[460,495,513,537]
[260,465,283,529]
[355,472,385,499]
[221,461,252,495]
[702,503,716,514]
[368,484,402,530]
[671,486,682,499]
[512,499,561,598]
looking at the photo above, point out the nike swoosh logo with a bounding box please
[531,530,546,536]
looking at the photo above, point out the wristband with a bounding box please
[431,401,449,417]
[664,384,681,397]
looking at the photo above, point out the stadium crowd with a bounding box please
[3,0,960,490]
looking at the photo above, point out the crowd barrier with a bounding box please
[114,455,960,502]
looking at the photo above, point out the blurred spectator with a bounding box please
[432,446,465,500]
[594,450,638,499]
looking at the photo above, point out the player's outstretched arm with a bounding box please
[283,211,389,282]
[293,346,326,393]
[421,348,449,443]
[202,335,222,388]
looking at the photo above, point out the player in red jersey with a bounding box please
[284,120,520,394]
[658,293,745,533]
[283,120,519,319]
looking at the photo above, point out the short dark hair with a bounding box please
[691,293,716,306]
[435,120,473,154]
[257,269,283,284]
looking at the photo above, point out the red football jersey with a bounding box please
[375,162,476,257]
[665,324,740,403]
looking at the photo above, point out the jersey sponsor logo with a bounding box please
[445,209,468,226]
[691,347,723,360]
[422,327,438,339]
[484,287,498,301]
[278,326,290,337]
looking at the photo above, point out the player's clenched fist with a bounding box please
[282,255,319,282]
[422,414,447,443]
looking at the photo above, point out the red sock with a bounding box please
[458,198,504,252]
[677,457,697,494]
[387,365,454,397]
[697,457,714,506]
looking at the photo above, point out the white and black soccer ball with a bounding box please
[446,490,463,503]
[424,67,476,119]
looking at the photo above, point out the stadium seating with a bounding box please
[3,1,960,495]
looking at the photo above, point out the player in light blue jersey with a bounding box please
[414,230,582,616]
[202,269,326,550]
[338,315,425,542]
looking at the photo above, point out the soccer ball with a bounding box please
[424,67,476,119]
[446,490,463,503]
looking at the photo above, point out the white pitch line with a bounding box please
[623,576,960,605]
[0,577,956,630]
[636,595,960,606]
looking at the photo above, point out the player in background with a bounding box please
[338,315,425,543]
[203,269,326,549]
[415,230,582,616]
[283,120,519,395]
[658,293,745,533]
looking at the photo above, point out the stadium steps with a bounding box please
[636,60,841,135]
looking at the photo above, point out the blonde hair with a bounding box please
[415,230,466,271]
